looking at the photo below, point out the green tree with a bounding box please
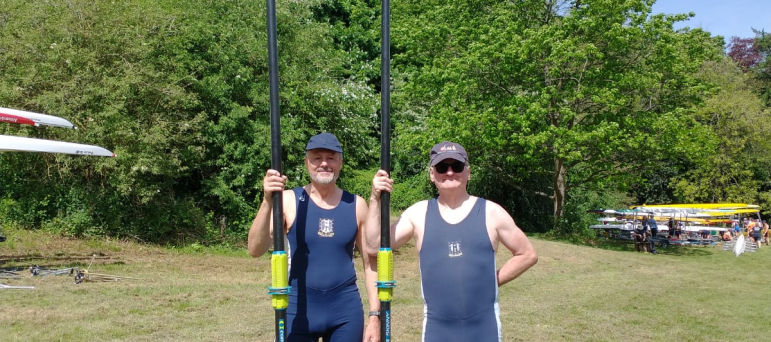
[751,29,771,107]
[310,0,383,87]
[671,58,771,210]
[391,0,722,233]
[0,0,379,242]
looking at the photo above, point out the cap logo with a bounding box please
[429,141,468,166]
[439,144,456,152]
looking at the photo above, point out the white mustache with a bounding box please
[315,167,333,173]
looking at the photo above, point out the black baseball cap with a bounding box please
[429,141,468,166]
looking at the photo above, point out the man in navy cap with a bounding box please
[364,141,538,342]
[249,132,380,341]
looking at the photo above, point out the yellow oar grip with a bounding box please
[271,251,289,309]
[377,248,394,302]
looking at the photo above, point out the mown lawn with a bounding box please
[0,227,767,341]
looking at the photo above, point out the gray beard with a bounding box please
[311,173,337,185]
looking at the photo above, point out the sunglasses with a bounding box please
[434,161,465,174]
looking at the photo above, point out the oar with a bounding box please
[265,0,289,340]
[377,0,395,340]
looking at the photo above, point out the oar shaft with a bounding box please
[379,0,391,254]
[267,0,288,340]
[379,0,393,340]
[267,0,283,254]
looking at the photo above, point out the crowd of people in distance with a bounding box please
[718,218,769,249]
[632,215,771,253]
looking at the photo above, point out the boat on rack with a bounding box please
[0,135,115,157]
[589,203,761,248]
[0,107,76,129]
[0,107,114,157]
[0,106,116,244]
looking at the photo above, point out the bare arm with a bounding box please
[488,201,538,287]
[364,169,393,256]
[366,169,419,256]
[247,169,288,258]
[356,196,380,342]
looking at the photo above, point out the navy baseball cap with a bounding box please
[306,132,343,153]
[429,141,468,166]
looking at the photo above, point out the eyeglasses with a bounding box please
[434,161,465,174]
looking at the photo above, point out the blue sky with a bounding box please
[651,0,771,39]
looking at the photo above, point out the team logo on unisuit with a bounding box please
[448,241,463,257]
[318,218,335,237]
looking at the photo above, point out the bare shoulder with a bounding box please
[392,199,429,249]
[353,193,367,207]
[283,188,296,199]
[482,198,535,255]
[282,189,297,228]
[401,199,429,222]
[354,194,368,219]
[484,199,506,212]
[484,199,515,227]
[282,189,296,209]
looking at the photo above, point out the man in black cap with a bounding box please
[365,141,538,342]
[633,218,649,252]
[248,132,380,341]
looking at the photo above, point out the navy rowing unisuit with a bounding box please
[285,187,364,342]
[419,197,502,342]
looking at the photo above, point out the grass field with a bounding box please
[1,227,768,341]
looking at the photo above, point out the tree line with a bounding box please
[1,0,769,243]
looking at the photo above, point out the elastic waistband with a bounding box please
[291,275,358,297]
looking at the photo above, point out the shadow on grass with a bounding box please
[0,253,120,268]
[654,245,715,256]
[564,237,717,257]
[587,239,637,252]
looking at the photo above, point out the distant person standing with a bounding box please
[763,221,769,245]
[733,220,741,237]
[648,215,658,238]
[745,218,754,233]
[645,216,657,254]
[750,220,763,248]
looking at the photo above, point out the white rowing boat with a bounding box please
[0,107,76,129]
[0,135,115,157]
[734,234,746,257]
[0,112,36,126]
[681,225,728,232]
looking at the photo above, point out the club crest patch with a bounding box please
[318,218,335,237]
[448,241,463,257]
